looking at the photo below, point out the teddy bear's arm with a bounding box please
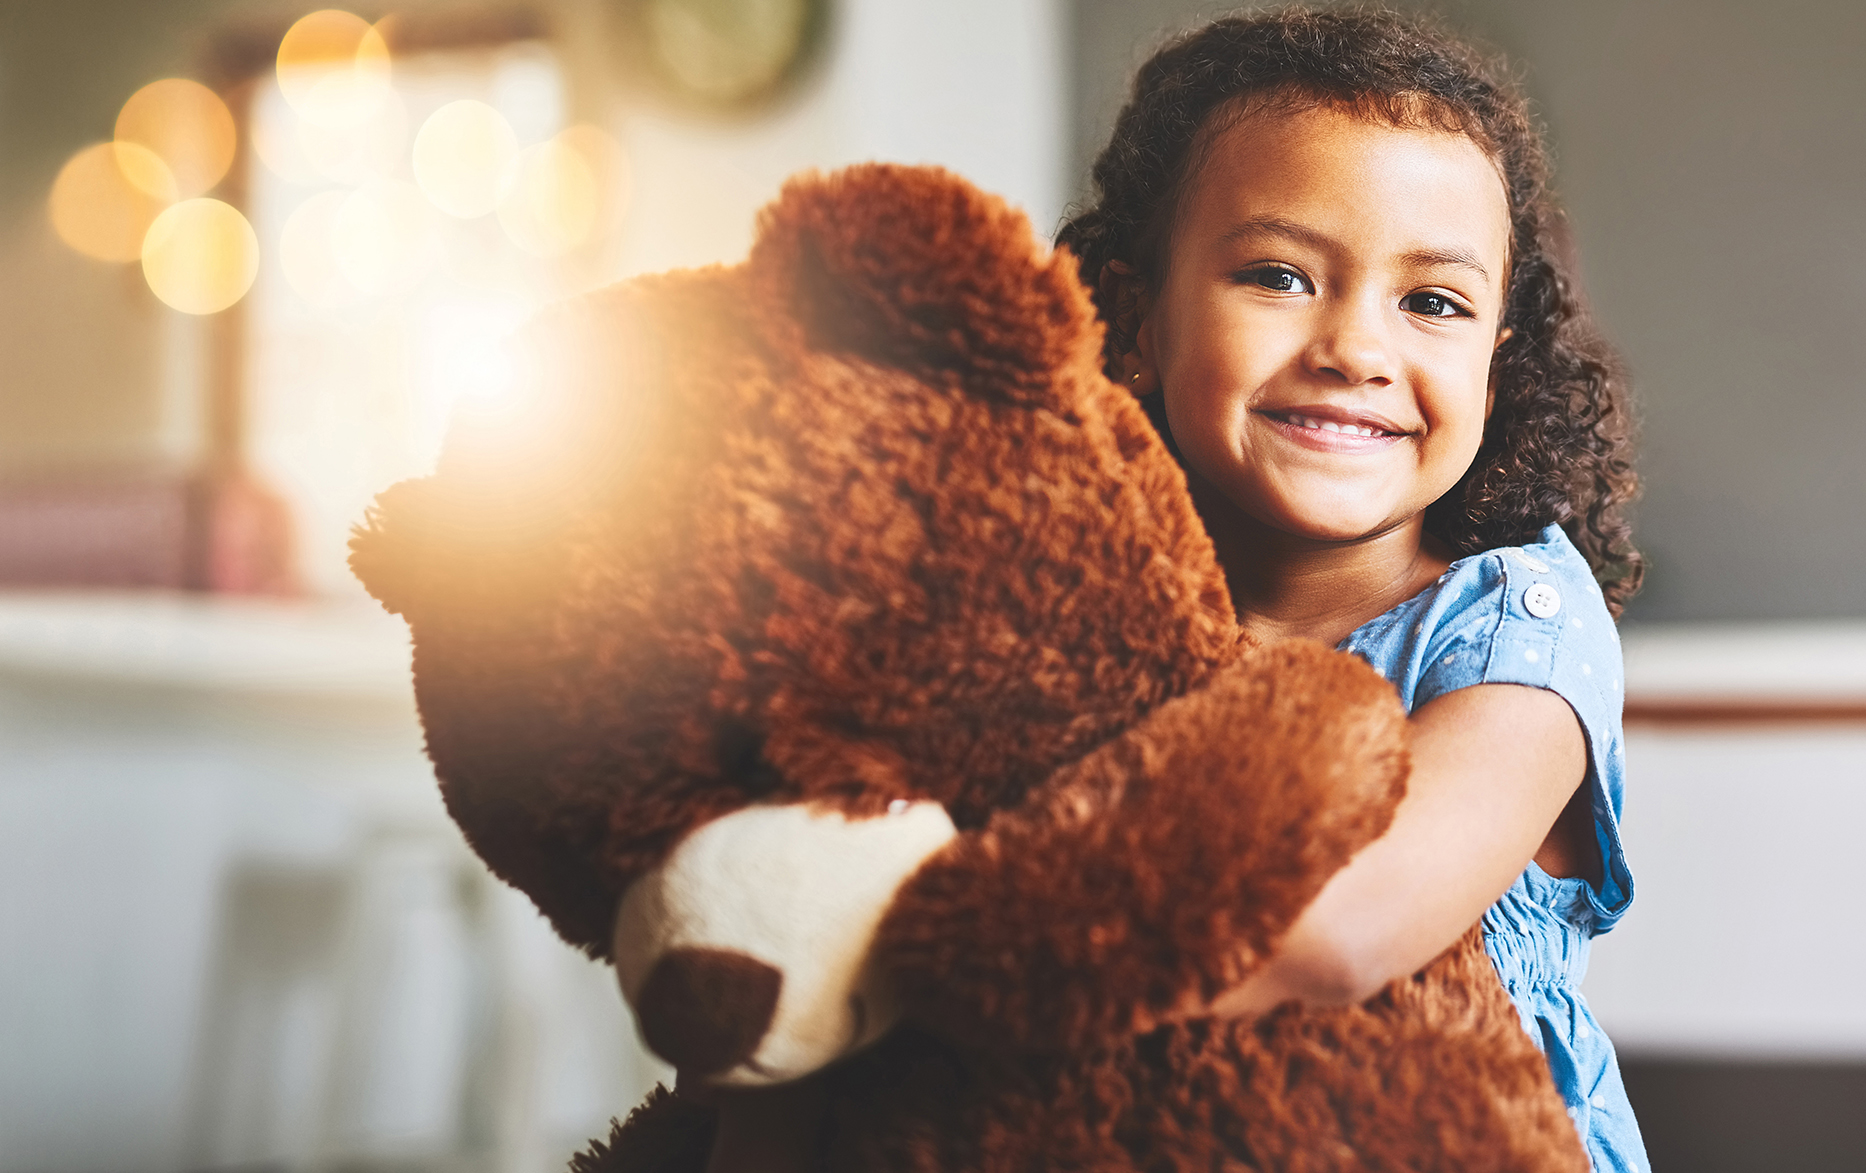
[875,639,1410,1053]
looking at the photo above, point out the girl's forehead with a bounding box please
[1180,105,1511,270]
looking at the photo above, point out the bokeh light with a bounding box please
[299,86,410,185]
[49,142,178,262]
[413,100,519,219]
[114,79,237,198]
[141,198,260,314]
[279,191,358,309]
[250,87,319,183]
[438,216,527,296]
[276,10,392,129]
[332,179,439,296]
[556,124,631,239]
[419,300,527,412]
[497,138,598,257]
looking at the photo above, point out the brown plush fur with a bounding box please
[352,164,1587,1171]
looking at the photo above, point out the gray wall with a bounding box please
[1068,0,1866,623]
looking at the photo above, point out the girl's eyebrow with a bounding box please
[1219,216,1493,284]
[1398,247,1492,285]
[1217,215,1331,252]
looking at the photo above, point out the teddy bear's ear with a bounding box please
[349,475,561,621]
[347,279,686,623]
[348,358,586,621]
[349,477,424,618]
[746,164,1103,402]
[349,476,502,621]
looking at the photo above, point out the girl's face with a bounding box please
[1136,106,1512,546]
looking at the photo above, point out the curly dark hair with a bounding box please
[1056,5,1642,614]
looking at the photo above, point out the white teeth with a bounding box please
[1287,414,1381,437]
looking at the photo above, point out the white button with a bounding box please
[1571,616,1584,629]
[1582,663,1593,676]
[1523,648,1540,664]
[1512,550,1551,573]
[1575,1021,1592,1040]
[1590,1093,1609,1110]
[1524,583,1562,618]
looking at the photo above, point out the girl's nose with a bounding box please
[1304,300,1396,386]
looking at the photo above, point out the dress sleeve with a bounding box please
[1411,529,1635,931]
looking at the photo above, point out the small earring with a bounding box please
[1129,371,1142,384]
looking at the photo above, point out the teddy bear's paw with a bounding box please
[746,163,1104,404]
[613,800,958,1088]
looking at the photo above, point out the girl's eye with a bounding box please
[1240,266,1312,294]
[1402,291,1470,319]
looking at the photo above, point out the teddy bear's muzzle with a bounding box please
[612,800,958,1087]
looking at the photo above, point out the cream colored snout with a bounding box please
[612,800,957,1087]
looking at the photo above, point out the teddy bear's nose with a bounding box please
[636,947,783,1077]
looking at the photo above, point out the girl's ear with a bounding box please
[1485,326,1514,421]
[1099,260,1158,395]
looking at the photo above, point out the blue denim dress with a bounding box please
[1337,525,1650,1172]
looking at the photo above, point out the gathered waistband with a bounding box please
[1482,871,1596,991]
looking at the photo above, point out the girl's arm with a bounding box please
[1209,681,1589,1015]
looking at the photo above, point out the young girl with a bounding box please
[1054,7,1647,1171]
[711,7,1647,1171]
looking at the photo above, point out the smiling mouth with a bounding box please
[1266,411,1405,438]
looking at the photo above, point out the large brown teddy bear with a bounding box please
[350,165,1588,1172]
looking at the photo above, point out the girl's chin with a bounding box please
[1259,507,1412,546]
[1248,483,1427,545]
[1185,467,1422,546]
[1279,524,1392,546]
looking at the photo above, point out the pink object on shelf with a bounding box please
[0,471,298,594]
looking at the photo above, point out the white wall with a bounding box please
[238,0,1071,599]
[610,0,1067,279]
[1586,623,1866,1059]
[1588,725,1866,1058]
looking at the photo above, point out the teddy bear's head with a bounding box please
[350,165,1240,1084]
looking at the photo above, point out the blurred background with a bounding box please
[0,1,1860,1171]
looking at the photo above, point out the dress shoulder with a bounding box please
[1339,525,1634,930]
